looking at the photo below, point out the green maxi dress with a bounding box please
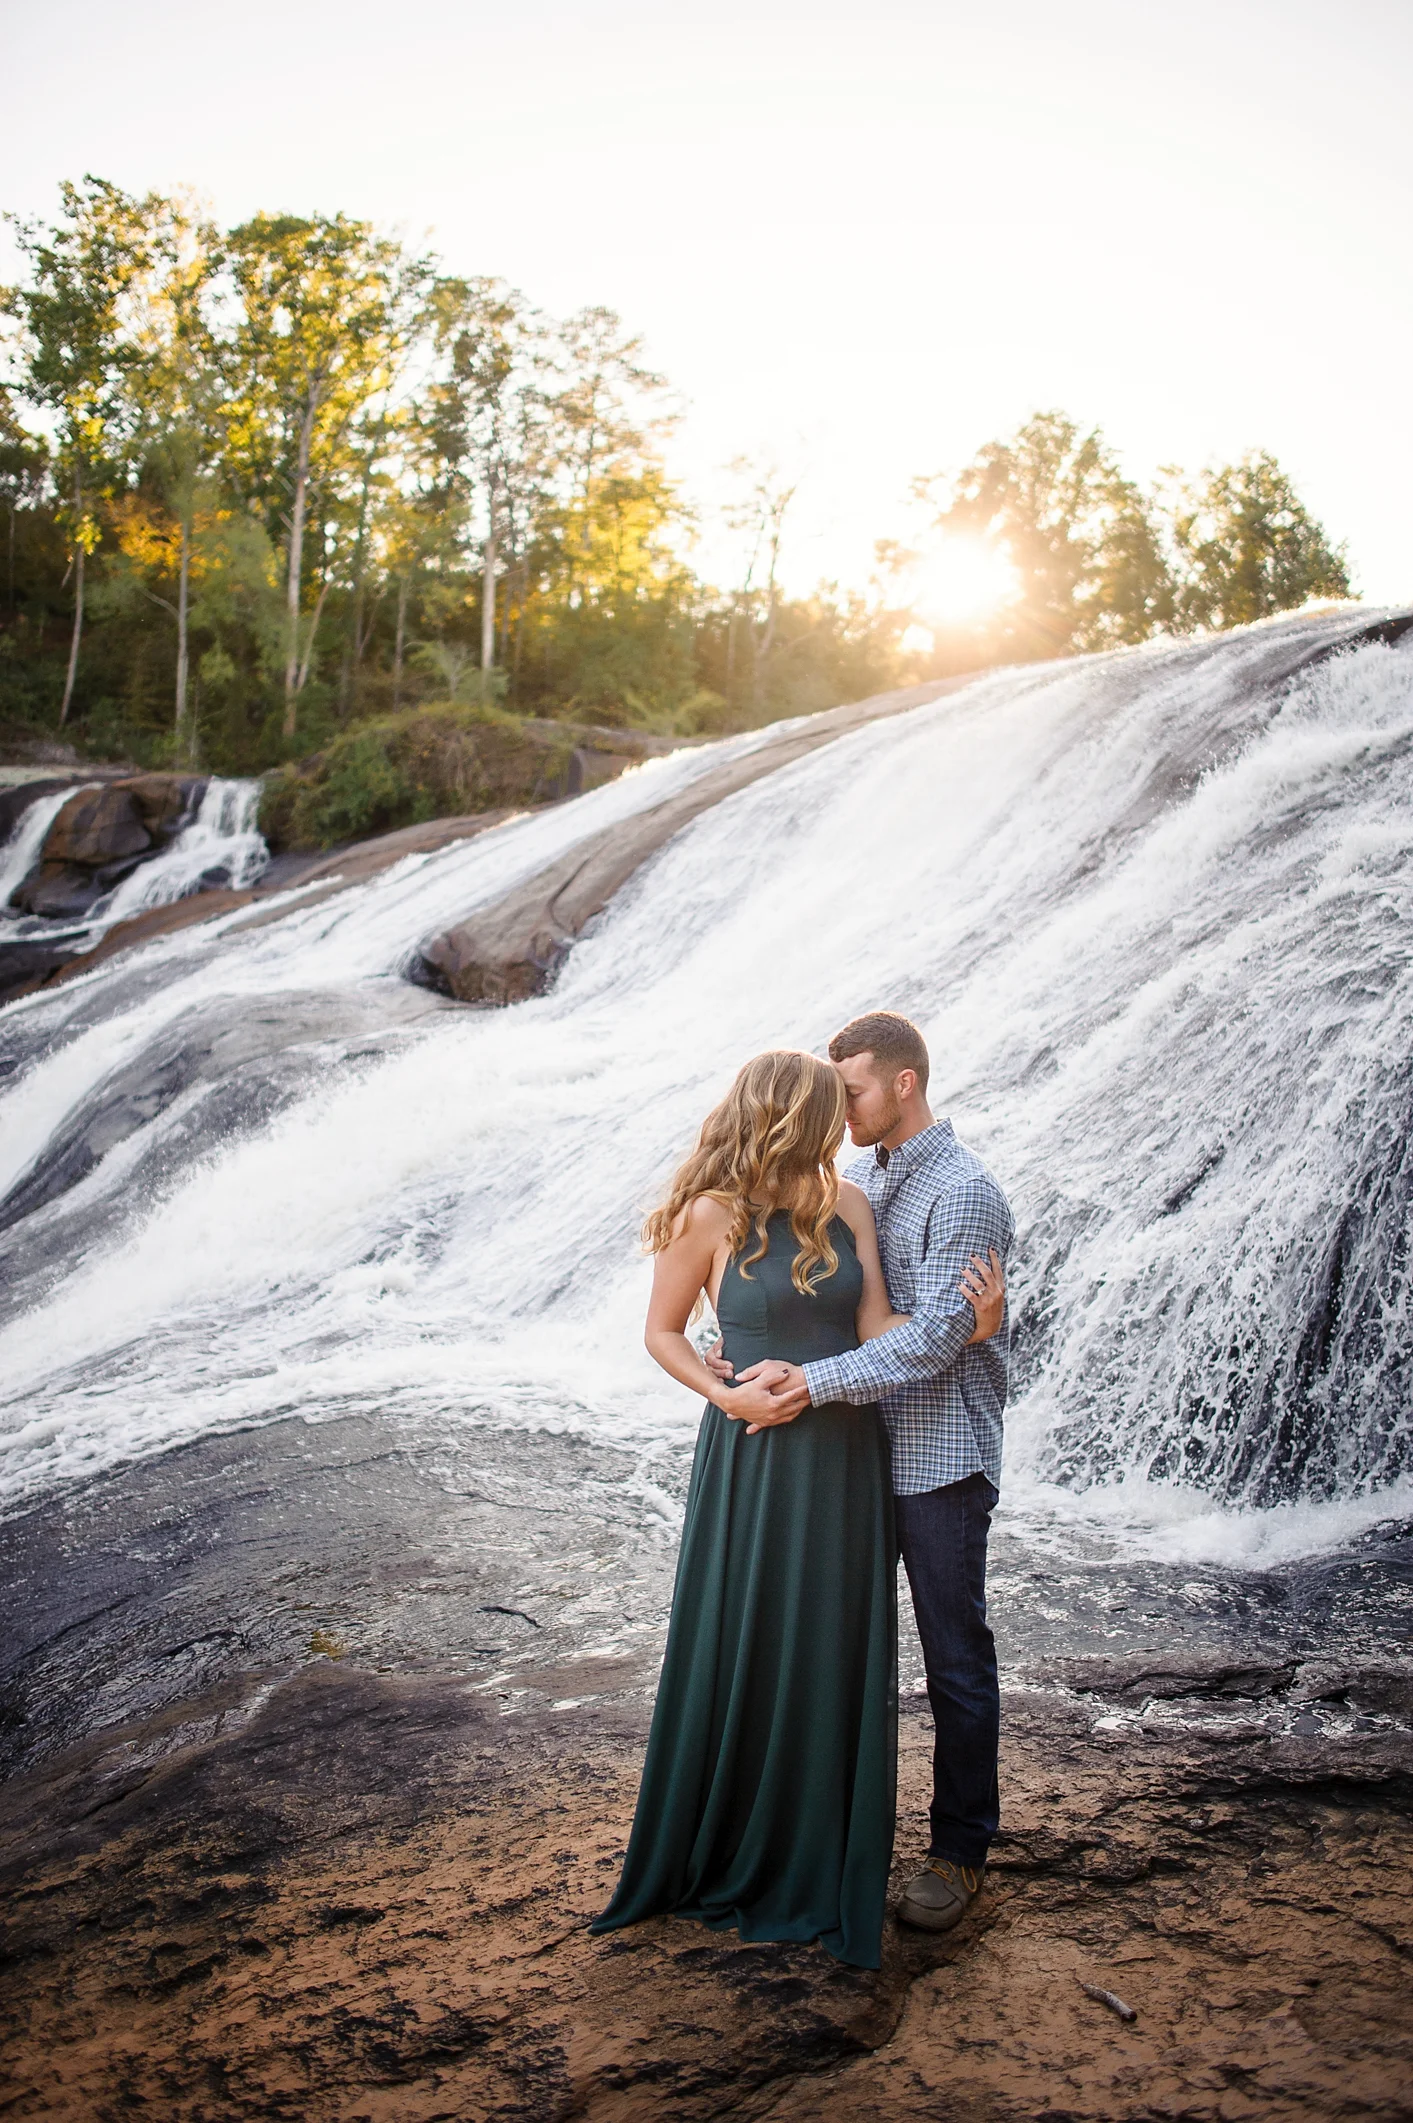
[592,1212,897,1968]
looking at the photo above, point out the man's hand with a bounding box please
[702,1336,734,1383]
[733,1359,811,1435]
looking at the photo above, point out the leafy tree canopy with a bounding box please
[0,178,1359,818]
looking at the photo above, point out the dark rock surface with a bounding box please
[0,806,523,1010]
[0,936,80,995]
[0,764,141,849]
[11,773,206,918]
[3,1633,1410,2120]
[1,1411,1410,2118]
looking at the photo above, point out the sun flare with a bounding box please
[904,537,1018,629]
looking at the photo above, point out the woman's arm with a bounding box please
[643,1197,739,1407]
[837,1183,1006,1345]
[837,1184,909,1342]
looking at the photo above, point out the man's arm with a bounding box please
[799,1177,1013,1407]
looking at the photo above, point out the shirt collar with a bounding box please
[874,1117,955,1173]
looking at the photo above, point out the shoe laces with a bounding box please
[928,1859,982,1896]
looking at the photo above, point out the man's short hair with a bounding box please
[828,1011,930,1095]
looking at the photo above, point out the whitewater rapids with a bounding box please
[1,608,1411,1564]
[0,776,268,949]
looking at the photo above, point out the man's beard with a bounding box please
[850,1092,902,1147]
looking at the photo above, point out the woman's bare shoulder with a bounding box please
[672,1193,734,1241]
[835,1180,877,1234]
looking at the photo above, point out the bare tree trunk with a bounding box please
[498,500,515,667]
[749,502,789,709]
[751,588,780,709]
[480,537,498,676]
[296,575,333,695]
[59,538,85,727]
[282,397,318,740]
[339,592,358,717]
[356,586,384,663]
[512,560,527,694]
[174,513,191,754]
[481,479,499,679]
[340,435,378,717]
[393,576,408,707]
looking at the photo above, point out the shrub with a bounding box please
[259,700,578,850]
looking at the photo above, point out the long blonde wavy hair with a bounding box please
[643,1050,847,1296]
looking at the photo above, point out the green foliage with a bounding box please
[258,699,576,848]
[0,387,48,508]
[1168,452,1351,630]
[3,177,153,504]
[928,410,1173,659]
[0,175,1360,810]
[918,413,1351,666]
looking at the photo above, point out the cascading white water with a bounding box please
[0,776,269,950]
[0,785,87,910]
[1,610,1411,1565]
[92,777,269,923]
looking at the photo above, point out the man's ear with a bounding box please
[894,1067,918,1102]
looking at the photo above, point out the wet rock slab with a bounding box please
[3,1668,1410,2121]
[1,1413,1411,2120]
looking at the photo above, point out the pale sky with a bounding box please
[2,0,1409,605]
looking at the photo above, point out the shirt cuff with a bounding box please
[802,1355,851,1406]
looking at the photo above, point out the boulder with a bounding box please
[10,862,117,922]
[9,774,209,920]
[0,937,82,1005]
[127,773,204,838]
[565,743,652,797]
[40,774,205,870]
[43,784,153,866]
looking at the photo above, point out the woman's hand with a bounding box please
[961,1250,1006,1343]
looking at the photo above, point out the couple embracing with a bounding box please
[592,1010,1014,1970]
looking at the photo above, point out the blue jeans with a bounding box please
[894,1472,1000,1869]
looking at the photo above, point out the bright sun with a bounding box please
[904,536,1018,629]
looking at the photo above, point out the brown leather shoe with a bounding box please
[897,1857,985,1931]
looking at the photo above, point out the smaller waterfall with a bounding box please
[91,779,268,925]
[0,777,268,953]
[0,786,89,910]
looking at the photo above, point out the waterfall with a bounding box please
[0,776,269,951]
[1,609,1411,1564]
[0,785,87,910]
[90,777,269,924]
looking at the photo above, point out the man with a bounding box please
[733,1010,1014,1933]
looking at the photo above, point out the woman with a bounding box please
[592,1050,1005,1969]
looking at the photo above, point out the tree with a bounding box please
[422,278,548,693]
[110,192,228,755]
[722,457,797,709]
[2,177,153,721]
[222,213,414,741]
[0,387,48,617]
[552,309,665,500]
[924,410,1173,660]
[1166,452,1351,631]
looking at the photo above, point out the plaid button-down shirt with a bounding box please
[801,1119,1014,1495]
